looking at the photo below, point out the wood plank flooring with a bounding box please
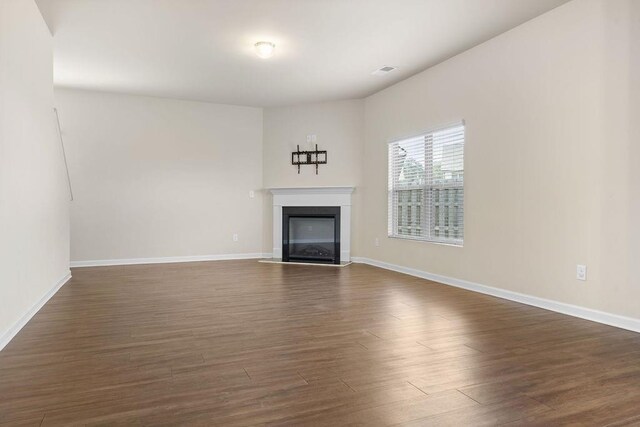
[1,260,640,426]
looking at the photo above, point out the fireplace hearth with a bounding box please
[282,206,340,264]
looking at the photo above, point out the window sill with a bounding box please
[387,235,463,248]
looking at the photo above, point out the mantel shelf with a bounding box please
[268,186,355,195]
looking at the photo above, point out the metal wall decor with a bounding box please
[291,144,327,174]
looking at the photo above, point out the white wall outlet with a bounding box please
[306,134,312,143]
[375,238,380,247]
[576,264,587,281]
[249,190,255,199]
[233,233,239,242]
[311,134,317,142]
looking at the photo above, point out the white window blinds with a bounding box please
[388,123,465,245]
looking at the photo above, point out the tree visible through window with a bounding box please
[388,123,464,245]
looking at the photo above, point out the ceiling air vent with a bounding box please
[371,66,397,76]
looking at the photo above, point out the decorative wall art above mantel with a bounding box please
[291,144,327,174]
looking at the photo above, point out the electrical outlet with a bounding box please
[375,238,380,247]
[233,234,238,242]
[311,134,317,142]
[249,190,255,199]
[576,264,587,281]
[306,134,312,143]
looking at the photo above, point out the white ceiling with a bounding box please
[37,0,570,107]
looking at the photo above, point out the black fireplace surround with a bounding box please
[282,206,340,264]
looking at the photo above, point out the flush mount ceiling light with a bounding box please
[254,41,275,59]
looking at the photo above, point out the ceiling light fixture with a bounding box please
[254,41,275,59]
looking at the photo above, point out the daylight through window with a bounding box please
[388,123,465,245]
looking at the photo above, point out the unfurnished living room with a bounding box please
[1,0,640,425]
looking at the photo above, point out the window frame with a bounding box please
[387,121,465,247]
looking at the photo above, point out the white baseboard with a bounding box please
[351,257,640,334]
[0,271,72,352]
[70,252,272,268]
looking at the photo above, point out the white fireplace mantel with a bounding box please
[269,187,354,262]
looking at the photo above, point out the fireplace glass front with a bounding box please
[282,206,340,264]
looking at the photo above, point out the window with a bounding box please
[388,122,465,245]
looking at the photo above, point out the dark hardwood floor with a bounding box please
[1,260,640,426]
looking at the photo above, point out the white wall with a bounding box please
[0,0,70,347]
[361,0,640,318]
[55,89,264,263]
[262,100,364,254]
[630,0,640,320]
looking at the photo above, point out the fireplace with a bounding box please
[282,206,340,264]
[269,187,353,263]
